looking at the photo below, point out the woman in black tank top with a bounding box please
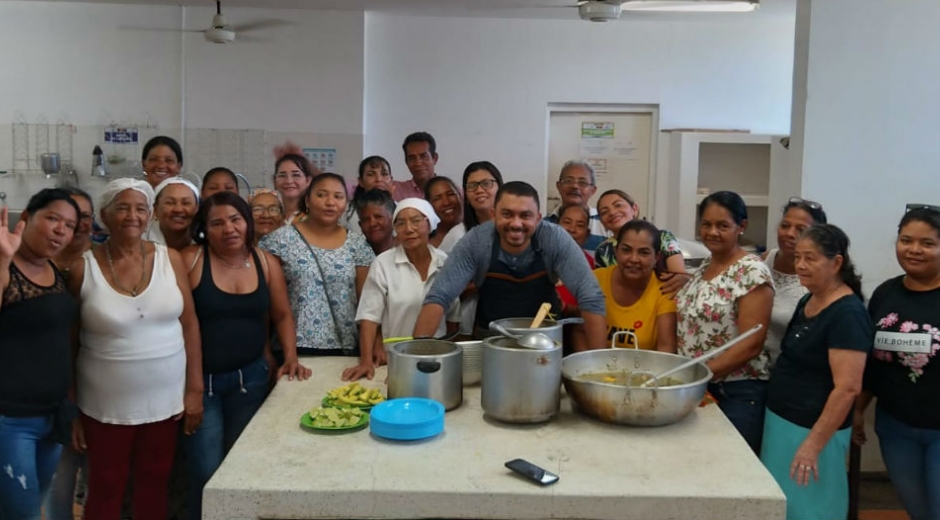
[0,189,80,520]
[180,192,310,519]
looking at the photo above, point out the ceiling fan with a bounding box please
[121,1,290,44]
[546,0,759,22]
[196,1,289,44]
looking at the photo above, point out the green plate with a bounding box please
[300,411,369,434]
[321,395,379,411]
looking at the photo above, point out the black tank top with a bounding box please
[192,248,270,374]
[0,261,77,417]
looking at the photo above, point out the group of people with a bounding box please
[0,130,936,520]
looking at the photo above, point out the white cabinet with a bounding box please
[658,131,797,253]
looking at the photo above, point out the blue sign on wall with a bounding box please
[104,128,139,144]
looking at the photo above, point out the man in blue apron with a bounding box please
[414,181,607,350]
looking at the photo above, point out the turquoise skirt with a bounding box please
[760,409,851,520]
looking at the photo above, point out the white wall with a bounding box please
[0,1,364,207]
[363,11,796,208]
[795,0,940,292]
[791,0,940,472]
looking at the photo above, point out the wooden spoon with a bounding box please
[530,303,553,328]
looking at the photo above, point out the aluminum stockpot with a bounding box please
[561,347,711,427]
[481,336,562,423]
[387,340,463,411]
[487,317,583,346]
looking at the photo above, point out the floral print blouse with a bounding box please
[594,228,683,272]
[260,225,375,352]
[675,254,774,382]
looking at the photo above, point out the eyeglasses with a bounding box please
[393,217,427,230]
[559,177,593,188]
[466,179,497,192]
[788,196,823,211]
[251,205,283,216]
[905,203,940,214]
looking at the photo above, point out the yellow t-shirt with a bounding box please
[594,266,677,350]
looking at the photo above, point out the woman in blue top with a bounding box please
[261,173,375,355]
[761,224,872,520]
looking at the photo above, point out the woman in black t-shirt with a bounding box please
[760,224,873,520]
[855,206,940,520]
[0,190,80,519]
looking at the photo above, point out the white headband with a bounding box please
[392,197,441,235]
[153,177,200,205]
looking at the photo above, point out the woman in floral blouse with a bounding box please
[675,191,773,454]
[261,173,375,355]
[594,189,687,295]
[854,206,940,520]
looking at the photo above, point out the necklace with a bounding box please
[105,240,147,296]
[217,250,252,269]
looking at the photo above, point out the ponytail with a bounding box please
[800,224,864,301]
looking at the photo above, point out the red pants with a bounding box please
[81,414,179,520]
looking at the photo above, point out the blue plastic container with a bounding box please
[369,398,445,441]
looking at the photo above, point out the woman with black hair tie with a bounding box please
[761,224,872,520]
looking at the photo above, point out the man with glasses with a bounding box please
[547,160,607,249]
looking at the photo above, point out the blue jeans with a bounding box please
[0,414,62,520]
[875,406,940,520]
[43,447,86,520]
[709,379,768,455]
[183,357,269,520]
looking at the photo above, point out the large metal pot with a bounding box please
[561,333,711,426]
[487,317,583,346]
[387,340,463,411]
[481,336,562,423]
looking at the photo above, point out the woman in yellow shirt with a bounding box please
[593,220,677,352]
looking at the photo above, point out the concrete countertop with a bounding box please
[203,357,785,520]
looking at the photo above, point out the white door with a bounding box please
[546,111,654,221]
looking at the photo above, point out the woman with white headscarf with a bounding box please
[147,177,200,250]
[66,178,203,519]
[343,198,460,381]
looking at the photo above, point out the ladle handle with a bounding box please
[530,303,552,328]
[640,324,764,388]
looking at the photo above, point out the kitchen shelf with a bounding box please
[659,131,798,252]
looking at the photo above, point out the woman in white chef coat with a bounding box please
[344,198,459,381]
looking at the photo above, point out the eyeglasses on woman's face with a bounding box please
[251,205,283,216]
[466,179,497,192]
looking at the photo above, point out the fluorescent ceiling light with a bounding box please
[621,0,760,12]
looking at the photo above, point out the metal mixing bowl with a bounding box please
[561,348,712,427]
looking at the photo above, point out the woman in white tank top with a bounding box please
[762,197,828,366]
[66,179,203,520]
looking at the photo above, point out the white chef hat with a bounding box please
[98,178,155,213]
[153,177,200,205]
[97,178,156,233]
[392,197,440,234]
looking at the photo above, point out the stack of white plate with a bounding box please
[458,341,483,385]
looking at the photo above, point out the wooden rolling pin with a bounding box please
[530,303,553,328]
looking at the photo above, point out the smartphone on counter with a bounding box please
[504,458,559,486]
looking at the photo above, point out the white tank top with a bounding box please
[763,248,808,368]
[77,243,186,424]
